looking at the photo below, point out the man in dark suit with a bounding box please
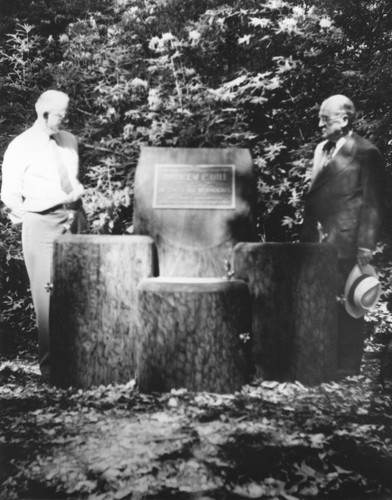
[301,94,385,377]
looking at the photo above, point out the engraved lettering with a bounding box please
[153,164,235,209]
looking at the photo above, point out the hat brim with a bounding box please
[344,264,381,318]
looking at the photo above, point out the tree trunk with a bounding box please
[50,235,156,388]
[137,277,252,393]
[233,242,338,385]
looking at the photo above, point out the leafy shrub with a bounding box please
[0,214,35,346]
[1,0,392,343]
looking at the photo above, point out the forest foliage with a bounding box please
[1,0,392,338]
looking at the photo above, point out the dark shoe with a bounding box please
[40,366,51,383]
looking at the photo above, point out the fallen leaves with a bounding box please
[1,353,392,499]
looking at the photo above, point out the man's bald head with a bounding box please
[320,95,356,126]
[318,94,356,141]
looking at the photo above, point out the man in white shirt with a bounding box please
[301,94,385,377]
[1,89,88,380]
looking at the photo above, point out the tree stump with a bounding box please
[50,235,157,388]
[137,277,252,393]
[233,242,338,385]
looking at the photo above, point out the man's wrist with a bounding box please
[65,189,84,204]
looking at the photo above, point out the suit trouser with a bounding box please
[337,259,365,375]
[22,208,87,375]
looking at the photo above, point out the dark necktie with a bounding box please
[322,140,336,165]
[50,135,73,194]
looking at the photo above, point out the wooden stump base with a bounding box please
[50,235,156,388]
[137,277,251,393]
[233,242,338,385]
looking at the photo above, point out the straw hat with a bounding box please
[344,264,381,318]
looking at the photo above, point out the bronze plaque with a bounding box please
[153,164,235,209]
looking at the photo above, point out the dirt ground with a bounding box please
[1,344,392,500]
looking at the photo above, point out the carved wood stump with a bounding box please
[233,242,338,385]
[134,147,256,277]
[50,235,156,388]
[137,277,251,393]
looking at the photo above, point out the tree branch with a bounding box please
[82,143,131,160]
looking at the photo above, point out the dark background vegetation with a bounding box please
[1,0,392,346]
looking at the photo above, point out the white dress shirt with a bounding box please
[1,121,84,223]
[310,134,350,185]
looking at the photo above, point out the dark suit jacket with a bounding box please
[301,132,385,260]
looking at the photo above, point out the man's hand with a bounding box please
[1,206,24,225]
[357,248,373,269]
[64,184,85,203]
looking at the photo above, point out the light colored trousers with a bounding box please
[22,208,87,376]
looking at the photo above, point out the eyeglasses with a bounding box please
[318,113,345,125]
[52,113,67,120]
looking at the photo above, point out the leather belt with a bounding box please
[38,199,83,214]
